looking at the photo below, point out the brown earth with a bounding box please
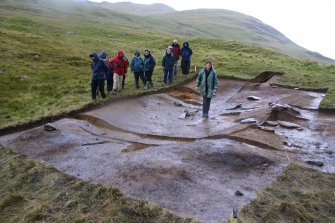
[1,76,334,222]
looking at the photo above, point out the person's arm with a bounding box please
[130,58,134,72]
[189,48,193,56]
[196,70,202,88]
[213,71,219,91]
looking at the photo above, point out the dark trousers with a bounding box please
[106,79,113,92]
[91,79,106,100]
[122,74,126,89]
[202,97,212,115]
[134,71,147,88]
[163,68,173,84]
[181,60,190,74]
[145,70,153,82]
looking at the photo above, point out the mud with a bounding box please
[1,76,334,223]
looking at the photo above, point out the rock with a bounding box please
[234,191,244,196]
[278,120,302,129]
[20,75,28,80]
[306,160,324,167]
[34,54,39,59]
[178,113,187,119]
[241,118,258,124]
[271,85,279,88]
[258,126,275,133]
[283,141,292,147]
[44,123,56,131]
[294,87,299,90]
[247,96,261,101]
[174,101,182,107]
[0,69,4,74]
[227,103,242,110]
[264,121,278,126]
[67,31,76,35]
[325,150,333,155]
[254,83,260,87]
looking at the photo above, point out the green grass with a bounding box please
[237,163,335,223]
[0,147,196,223]
[1,0,335,130]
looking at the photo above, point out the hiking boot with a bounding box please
[112,89,117,95]
[149,81,153,88]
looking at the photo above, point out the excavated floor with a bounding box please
[1,77,334,223]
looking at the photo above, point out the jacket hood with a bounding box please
[118,49,125,57]
[89,52,99,61]
[183,41,189,47]
[134,50,140,56]
[99,50,107,59]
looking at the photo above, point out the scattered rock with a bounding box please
[263,121,278,126]
[178,113,187,119]
[178,109,198,119]
[174,101,182,107]
[325,150,333,155]
[234,191,244,196]
[283,141,292,147]
[34,54,39,59]
[294,88,299,90]
[227,103,242,110]
[278,120,302,129]
[67,31,76,35]
[271,85,279,88]
[19,75,28,80]
[241,118,258,124]
[44,123,56,131]
[306,160,324,167]
[247,96,261,101]
[258,126,275,133]
[254,83,260,87]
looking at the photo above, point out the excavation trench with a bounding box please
[1,75,334,223]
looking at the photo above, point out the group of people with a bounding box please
[90,39,218,118]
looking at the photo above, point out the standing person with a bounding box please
[162,46,175,85]
[89,52,107,100]
[130,50,147,89]
[180,41,193,74]
[108,49,128,95]
[121,54,129,89]
[171,39,181,76]
[196,61,218,118]
[99,49,113,93]
[143,49,156,88]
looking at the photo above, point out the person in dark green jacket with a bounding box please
[196,61,219,118]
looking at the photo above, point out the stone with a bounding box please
[178,113,187,119]
[247,96,261,101]
[258,126,275,133]
[44,123,56,131]
[306,160,324,167]
[234,191,244,196]
[264,121,278,126]
[278,120,302,129]
[241,118,258,124]
[20,75,28,80]
[174,101,182,107]
[227,103,242,110]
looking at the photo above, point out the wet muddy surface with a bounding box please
[1,76,334,222]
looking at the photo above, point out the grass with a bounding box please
[0,147,196,223]
[237,163,335,223]
[1,0,335,130]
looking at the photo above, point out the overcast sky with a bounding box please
[90,0,335,60]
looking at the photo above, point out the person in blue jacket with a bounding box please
[130,50,147,89]
[180,41,193,74]
[143,49,156,88]
[89,52,107,100]
[162,46,175,85]
[99,50,113,93]
[196,61,219,118]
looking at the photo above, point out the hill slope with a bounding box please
[97,1,176,15]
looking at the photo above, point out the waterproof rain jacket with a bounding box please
[196,67,219,98]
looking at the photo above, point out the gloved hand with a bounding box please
[213,88,217,96]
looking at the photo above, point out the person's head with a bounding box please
[173,39,178,44]
[166,46,172,54]
[205,61,212,70]
[134,50,140,57]
[117,49,125,58]
[183,41,189,47]
[89,52,99,61]
[144,49,151,56]
[99,49,107,59]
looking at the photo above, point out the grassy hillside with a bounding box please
[97,1,176,15]
[1,0,335,130]
[150,9,335,65]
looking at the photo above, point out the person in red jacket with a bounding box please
[171,39,181,76]
[108,49,128,95]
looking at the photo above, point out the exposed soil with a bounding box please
[1,75,334,222]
